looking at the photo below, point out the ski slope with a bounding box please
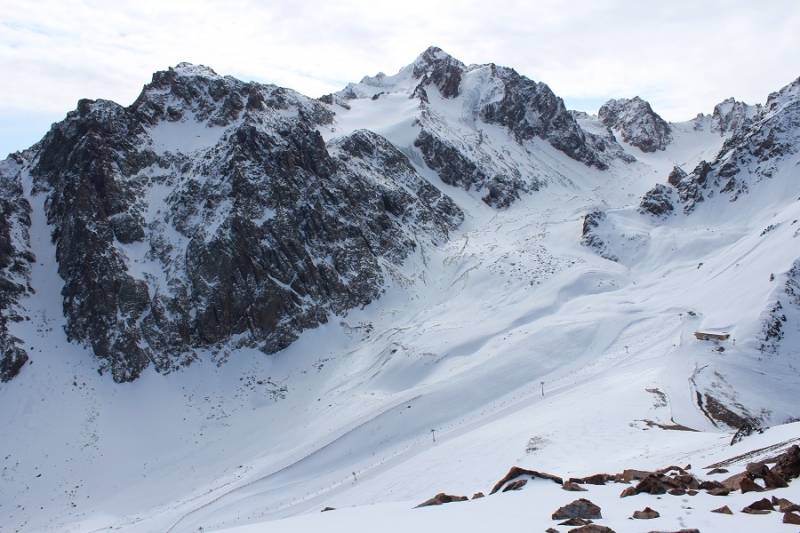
[2,60,800,533]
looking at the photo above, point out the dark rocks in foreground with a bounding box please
[551,498,602,520]
[414,492,468,508]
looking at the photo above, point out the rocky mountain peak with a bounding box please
[598,96,672,152]
[132,63,334,130]
[710,97,759,135]
[410,46,466,79]
[766,75,800,111]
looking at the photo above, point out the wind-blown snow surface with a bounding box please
[3,58,800,532]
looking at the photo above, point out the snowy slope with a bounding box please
[1,50,800,533]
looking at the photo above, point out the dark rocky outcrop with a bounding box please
[580,210,618,262]
[711,505,733,514]
[598,96,672,152]
[668,76,800,214]
[639,183,674,218]
[710,97,760,135]
[21,64,463,382]
[481,65,612,170]
[412,126,531,209]
[0,155,34,381]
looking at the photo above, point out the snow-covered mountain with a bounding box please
[2,47,800,532]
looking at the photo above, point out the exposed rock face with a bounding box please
[759,261,800,357]
[18,63,463,382]
[639,183,674,218]
[0,155,34,381]
[666,162,711,214]
[341,47,631,210]
[412,130,524,209]
[480,65,612,170]
[410,46,465,99]
[710,97,761,135]
[670,76,800,211]
[598,96,672,152]
[580,210,618,262]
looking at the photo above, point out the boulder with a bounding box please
[620,486,638,498]
[620,468,651,483]
[711,505,733,514]
[706,468,729,475]
[700,480,726,491]
[580,473,610,485]
[551,498,602,520]
[772,496,795,511]
[489,466,562,494]
[656,465,689,476]
[740,477,765,493]
[502,479,527,492]
[632,507,660,519]
[562,481,588,492]
[784,511,800,525]
[773,445,800,480]
[558,518,593,526]
[720,472,749,491]
[569,526,615,533]
[747,461,789,489]
[743,498,774,512]
[746,462,769,478]
[707,487,731,496]
[742,507,771,515]
[471,492,484,499]
[763,469,788,489]
[634,474,668,495]
[320,506,335,512]
[414,493,469,508]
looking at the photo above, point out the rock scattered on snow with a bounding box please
[414,492,469,508]
[502,479,527,492]
[631,506,660,519]
[551,498,602,520]
[489,466,562,495]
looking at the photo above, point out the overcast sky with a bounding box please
[2,0,799,157]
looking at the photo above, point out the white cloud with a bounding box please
[2,0,799,156]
